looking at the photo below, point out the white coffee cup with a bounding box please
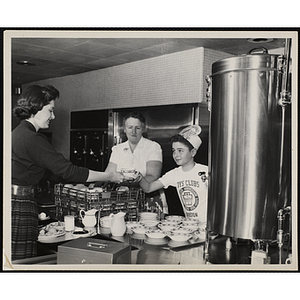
[121,168,136,180]
[64,215,75,231]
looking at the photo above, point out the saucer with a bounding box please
[168,232,192,242]
[168,240,190,248]
[131,225,151,234]
[144,237,168,246]
[145,230,167,239]
[165,215,184,222]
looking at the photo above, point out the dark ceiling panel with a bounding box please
[10,37,286,89]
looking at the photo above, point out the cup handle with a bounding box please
[80,210,85,219]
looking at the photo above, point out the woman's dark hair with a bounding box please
[170,134,194,151]
[13,85,59,120]
[123,111,146,127]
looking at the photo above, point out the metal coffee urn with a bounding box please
[206,42,292,264]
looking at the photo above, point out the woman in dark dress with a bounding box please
[11,85,123,260]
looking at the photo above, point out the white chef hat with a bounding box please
[179,125,202,150]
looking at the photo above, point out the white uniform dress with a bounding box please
[109,136,162,174]
[159,163,208,224]
[109,136,168,213]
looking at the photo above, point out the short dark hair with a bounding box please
[170,134,194,151]
[123,111,146,127]
[12,85,59,120]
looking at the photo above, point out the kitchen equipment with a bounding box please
[207,48,292,241]
[57,237,131,264]
[109,212,126,236]
[80,209,98,228]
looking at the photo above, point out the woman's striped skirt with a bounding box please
[11,195,38,261]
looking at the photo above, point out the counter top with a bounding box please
[13,224,286,266]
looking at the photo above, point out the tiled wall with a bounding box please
[24,47,230,159]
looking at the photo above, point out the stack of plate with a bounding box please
[100,216,110,228]
[144,230,168,245]
[167,231,193,243]
[125,221,139,233]
[139,212,159,228]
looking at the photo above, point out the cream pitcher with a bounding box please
[80,208,98,227]
[109,212,126,236]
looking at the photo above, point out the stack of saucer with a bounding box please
[100,216,110,228]
[139,212,159,228]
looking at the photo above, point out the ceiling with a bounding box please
[11,37,286,89]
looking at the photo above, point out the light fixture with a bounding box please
[16,60,35,66]
[247,38,274,44]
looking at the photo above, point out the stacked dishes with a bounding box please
[159,215,206,247]
[139,212,159,228]
[165,215,184,222]
[158,221,180,233]
[131,225,152,235]
[100,216,110,228]
[144,230,168,245]
[125,221,139,233]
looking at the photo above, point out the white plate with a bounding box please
[126,221,139,229]
[181,224,199,232]
[38,230,65,241]
[168,232,192,242]
[181,220,199,226]
[165,215,184,222]
[171,228,193,234]
[145,237,168,245]
[131,225,148,234]
[39,216,50,221]
[168,240,190,248]
[158,223,179,232]
[145,230,167,239]
[140,220,159,227]
[139,212,158,219]
[71,229,95,238]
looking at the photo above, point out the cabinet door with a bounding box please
[70,131,86,167]
[85,130,108,171]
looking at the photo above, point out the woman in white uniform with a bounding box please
[105,111,168,214]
